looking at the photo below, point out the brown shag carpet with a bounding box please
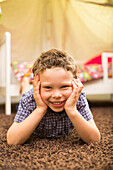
[0,104,113,170]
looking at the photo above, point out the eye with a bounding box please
[61,85,69,89]
[44,86,52,89]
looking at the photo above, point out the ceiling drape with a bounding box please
[0,0,113,62]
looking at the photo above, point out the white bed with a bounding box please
[0,32,113,115]
[83,52,113,99]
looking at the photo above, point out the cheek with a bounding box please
[40,89,46,99]
[40,89,50,101]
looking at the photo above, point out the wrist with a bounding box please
[35,106,47,115]
[65,106,78,117]
[65,105,77,112]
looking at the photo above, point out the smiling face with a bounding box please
[40,67,73,112]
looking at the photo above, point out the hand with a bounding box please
[32,75,48,112]
[64,79,83,112]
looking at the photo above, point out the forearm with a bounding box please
[7,107,46,145]
[66,109,100,143]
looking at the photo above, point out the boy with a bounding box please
[7,49,100,145]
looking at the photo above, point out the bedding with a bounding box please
[11,61,33,83]
[78,63,112,83]
[11,61,112,83]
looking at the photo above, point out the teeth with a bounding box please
[52,102,62,105]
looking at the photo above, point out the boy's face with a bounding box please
[40,67,73,112]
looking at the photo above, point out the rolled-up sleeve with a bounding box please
[14,89,36,123]
[76,92,93,121]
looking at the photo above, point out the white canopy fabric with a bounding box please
[0,0,113,62]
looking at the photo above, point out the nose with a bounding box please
[52,91,62,98]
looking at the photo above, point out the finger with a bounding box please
[72,79,82,93]
[73,79,79,87]
[33,76,40,94]
[73,79,83,95]
[34,80,40,92]
[33,75,39,87]
[72,80,78,94]
[33,81,41,100]
[76,78,83,85]
[73,79,83,89]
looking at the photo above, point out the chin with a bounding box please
[50,106,64,113]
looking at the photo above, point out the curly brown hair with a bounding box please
[32,49,77,78]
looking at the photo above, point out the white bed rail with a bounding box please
[102,52,113,81]
[0,32,20,115]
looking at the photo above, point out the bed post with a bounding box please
[102,52,108,81]
[5,32,11,115]
[0,32,21,114]
[102,52,113,101]
[102,52,113,80]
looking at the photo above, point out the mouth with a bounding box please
[50,101,65,108]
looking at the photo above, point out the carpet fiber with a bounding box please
[0,106,113,170]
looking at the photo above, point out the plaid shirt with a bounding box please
[14,88,93,138]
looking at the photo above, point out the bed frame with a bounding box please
[0,32,113,115]
[0,32,20,115]
[83,52,113,101]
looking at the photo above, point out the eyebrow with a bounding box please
[41,81,72,86]
[41,82,52,85]
[61,81,72,85]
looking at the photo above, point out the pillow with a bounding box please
[11,61,33,82]
[77,64,103,83]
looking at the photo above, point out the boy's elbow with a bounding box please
[7,130,21,145]
[90,135,100,143]
[88,131,101,143]
[7,136,22,145]
[7,131,15,145]
[7,137,17,145]
[96,132,101,142]
[7,139,15,145]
